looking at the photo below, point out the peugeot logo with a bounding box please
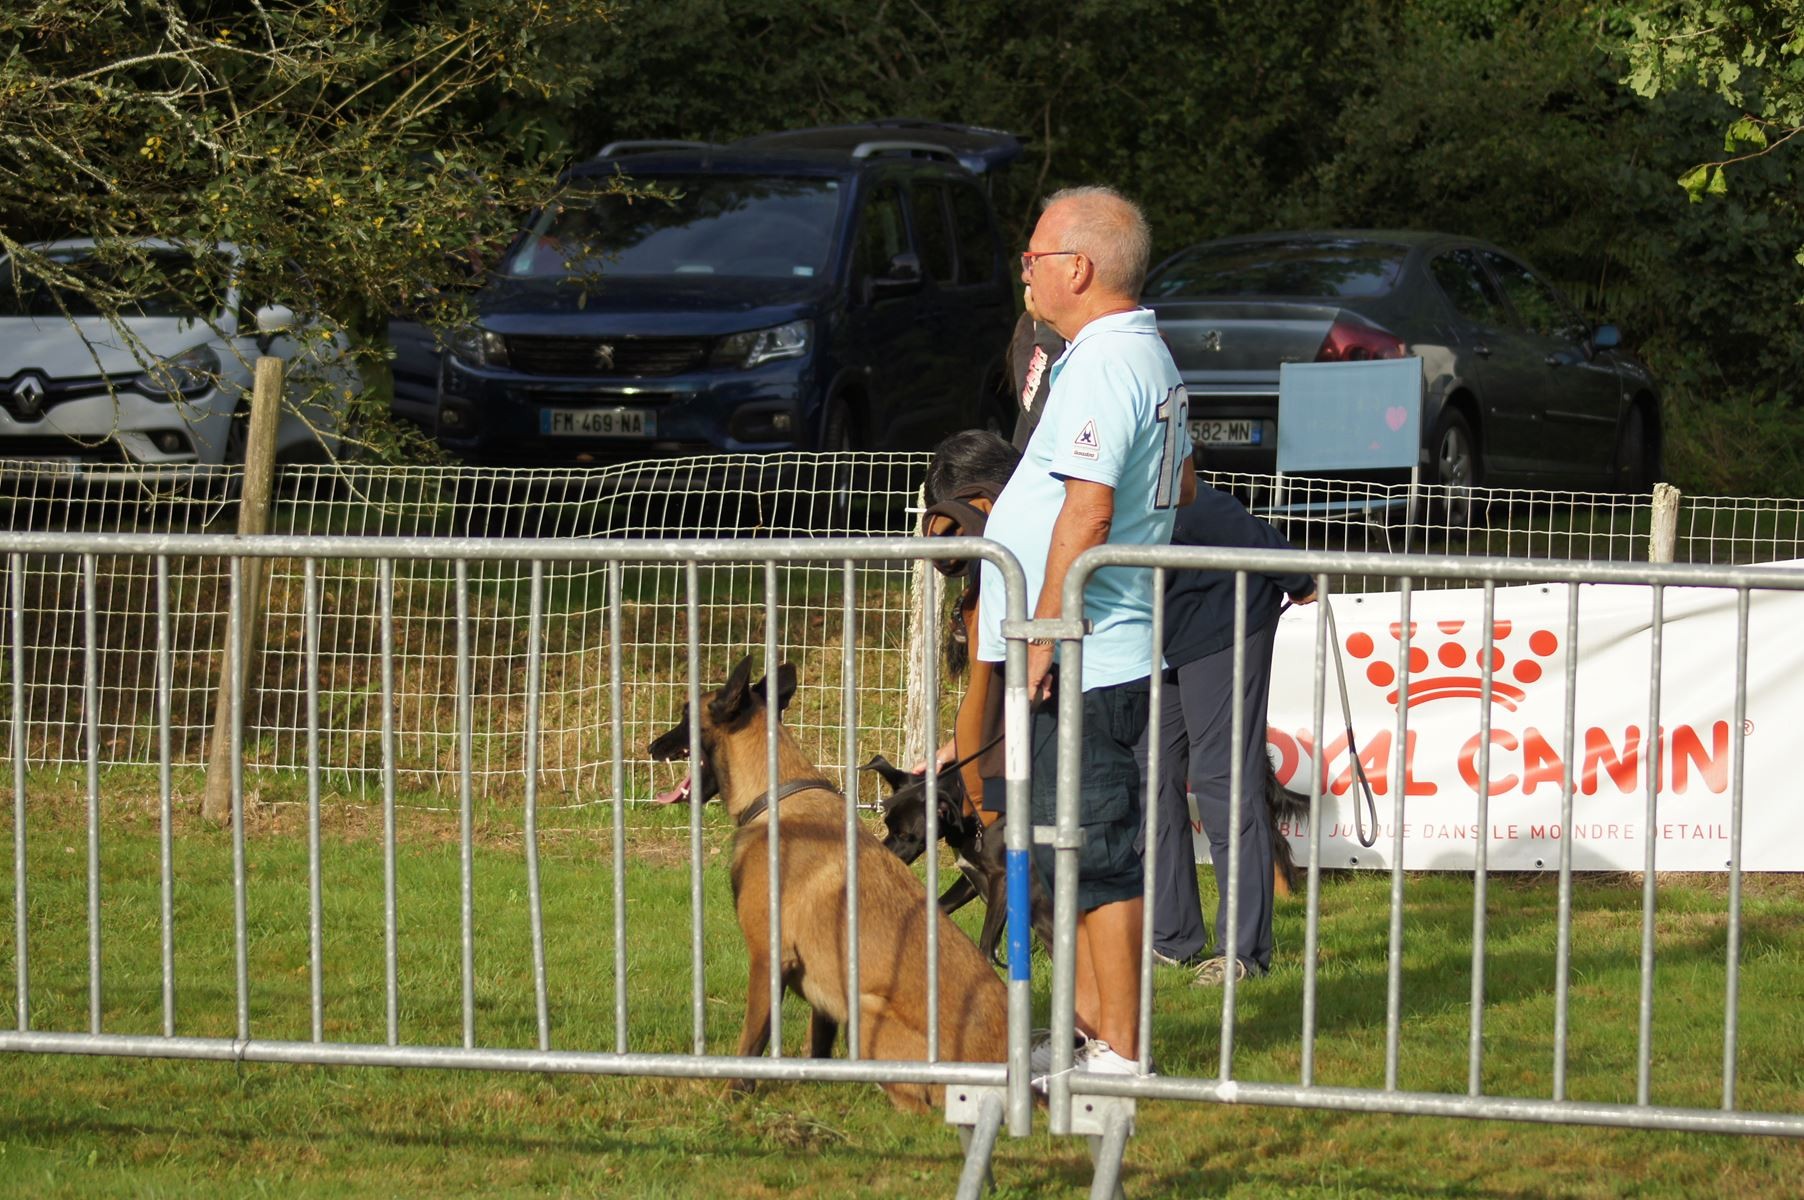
[9,373,46,418]
[594,342,617,370]
[1200,330,1223,353]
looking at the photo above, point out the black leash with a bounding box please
[937,729,1004,777]
[1320,599,1381,849]
[1273,595,1380,849]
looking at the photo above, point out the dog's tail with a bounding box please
[1265,764,1309,898]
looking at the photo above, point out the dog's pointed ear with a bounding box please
[858,753,911,792]
[750,662,799,714]
[937,792,967,829]
[709,655,757,724]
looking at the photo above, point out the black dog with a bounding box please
[861,754,1055,967]
[1265,769,1307,897]
[867,751,1309,963]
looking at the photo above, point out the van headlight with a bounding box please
[712,320,811,368]
[449,326,509,368]
[132,344,220,401]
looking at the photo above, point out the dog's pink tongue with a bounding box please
[654,776,692,805]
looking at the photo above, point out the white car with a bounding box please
[0,239,358,479]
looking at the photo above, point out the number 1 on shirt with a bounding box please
[1154,385,1189,510]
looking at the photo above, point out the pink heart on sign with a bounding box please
[1385,406,1408,432]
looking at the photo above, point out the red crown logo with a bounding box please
[1343,620,1560,711]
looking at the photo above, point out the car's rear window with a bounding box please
[1144,239,1407,299]
[505,175,842,281]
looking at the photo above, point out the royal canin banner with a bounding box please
[1258,574,1803,872]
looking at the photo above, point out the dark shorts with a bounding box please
[1025,675,1150,913]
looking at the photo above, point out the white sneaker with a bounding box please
[1077,1040,1145,1077]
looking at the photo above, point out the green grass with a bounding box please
[1,779,1800,1197]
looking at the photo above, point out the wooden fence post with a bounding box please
[1649,482,1681,565]
[201,357,284,825]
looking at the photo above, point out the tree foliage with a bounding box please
[0,0,625,455]
[1622,1,1803,203]
[8,0,1804,489]
[563,1,1804,469]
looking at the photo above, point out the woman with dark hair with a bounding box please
[918,429,1021,806]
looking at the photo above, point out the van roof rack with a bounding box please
[595,139,720,159]
[736,120,1023,176]
[849,140,962,164]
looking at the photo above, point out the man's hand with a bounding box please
[1029,478,1114,701]
[909,736,960,776]
[1027,641,1056,702]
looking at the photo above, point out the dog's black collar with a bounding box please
[736,776,841,827]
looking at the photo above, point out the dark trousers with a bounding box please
[1134,618,1278,972]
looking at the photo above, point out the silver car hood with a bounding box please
[0,314,230,379]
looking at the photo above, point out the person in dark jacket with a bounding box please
[1136,485,1314,984]
[1004,283,1066,450]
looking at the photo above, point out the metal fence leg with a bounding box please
[1061,1094,1135,1200]
[948,1086,1004,1199]
[1086,1106,1132,1200]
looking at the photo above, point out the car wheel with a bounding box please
[448,469,526,537]
[811,396,860,533]
[1431,409,1484,533]
[1612,405,1652,495]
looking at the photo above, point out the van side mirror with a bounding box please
[867,253,924,302]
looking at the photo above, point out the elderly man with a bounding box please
[976,186,1195,1078]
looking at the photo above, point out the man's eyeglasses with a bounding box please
[1020,249,1081,274]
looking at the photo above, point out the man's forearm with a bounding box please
[1036,482,1114,620]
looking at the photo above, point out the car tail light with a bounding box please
[1315,313,1406,362]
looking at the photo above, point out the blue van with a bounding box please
[430,121,1022,467]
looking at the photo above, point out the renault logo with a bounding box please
[594,342,617,370]
[9,373,46,418]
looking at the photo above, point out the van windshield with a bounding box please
[504,176,842,281]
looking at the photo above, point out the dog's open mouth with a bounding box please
[654,744,693,805]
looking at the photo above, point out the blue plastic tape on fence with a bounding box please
[1007,848,1031,981]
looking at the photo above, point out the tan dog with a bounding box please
[647,655,1006,1113]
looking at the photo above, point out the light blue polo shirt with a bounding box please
[977,308,1192,690]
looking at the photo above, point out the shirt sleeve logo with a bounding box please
[1071,418,1100,460]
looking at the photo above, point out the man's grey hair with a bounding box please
[1045,185,1151,297]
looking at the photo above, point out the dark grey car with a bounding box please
[1143,231,1661,494]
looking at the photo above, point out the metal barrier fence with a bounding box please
[4,526,1803,1196]
[14,457,1804,799]
[1043,542,1804,1197]
[0,530,1040,1190]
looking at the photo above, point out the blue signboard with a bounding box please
[1276,358,1423,473]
